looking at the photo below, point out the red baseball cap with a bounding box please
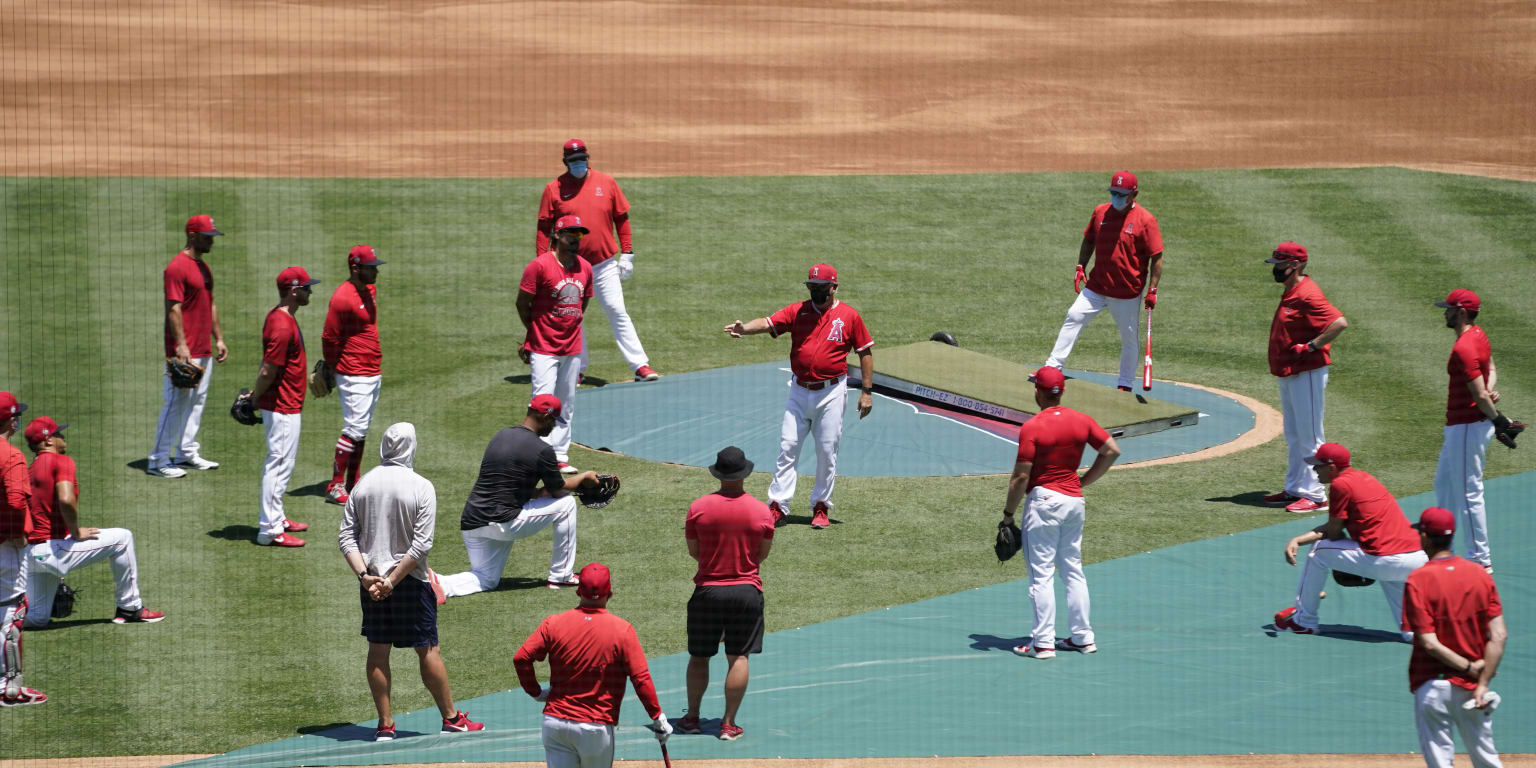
[24,417,66,445]
[1033,366,1066,395]
[1108,171,1139,194]
[576,562,612,599]
[1266,241,1309,263]
[1435,289,1481,312]
[1412,507,1456,536]
[563,139,590,162]
[1305,442,1351,468]
[553,215,589,235]
[348,245,385,267]
[806,264,838,285]
[0,392,26,420]
[185,215,224,236]
[529,393,563,417]
[276,266,321,290]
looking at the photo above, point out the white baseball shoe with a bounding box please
[177,455,220,471]
[145,465,187,479]
[1011,644,1055,660]
[1055,638,1097,654]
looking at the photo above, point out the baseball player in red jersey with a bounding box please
[0,392,46,706]
[240,267,320,548]
[1046,172,1164,391]
[723,264,874,530]
[1264,242,1349,514]
[1273,443,1429,639]
[520,216,595,474]
[1004,367,1120,659]
[537,139,660,383]
[320,245,387,506]
[1434,289,1522,573]
[1402,506,1507,768]
[148,215,229,478]
[24,417,163,627]
[513,563,672,768]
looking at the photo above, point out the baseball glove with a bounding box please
[577,474,621,509]
[995,519,1022,562]
[1331,570,1375,588]
[51,582,78,619]
[1493,413,1526,449]
[166,358,205,389]
[230,389,261,426]
[929,330,959,347]
[308,359,335,398]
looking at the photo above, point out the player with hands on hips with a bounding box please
[1264,241,1348,514]
[245,267,321,548]
[148,215,229,478]
[723,264,874,530]
[536,139,660,382]
[1046,171,1163,391]
[513,563,670,768]
[520,216,594,474]
[1004,367,1119,659]
[0,392,46,706]
[320,245,386,506]
[1273,443,1429,639]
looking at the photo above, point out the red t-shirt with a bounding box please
[1268,277,1343,377]
[512,607,662,726]
[686,491,775,589]
[1326,468,1420,556]
[0,442,31,542]
[1015,406,1110,497]
[1446,326,1492,426]
[257,307,307,414]
[163,251,215,358]
[520,252,594,357]
[1403,556,1502,692]
[321,280,380,376]
[536,170,632,265]
[1083,203,1163,299]
[766,300,874,382]
[27,451,76,543]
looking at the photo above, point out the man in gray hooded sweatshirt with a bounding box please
[339,422,484,741]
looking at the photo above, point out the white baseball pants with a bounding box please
[578,257,650,374]
[1290,538,1428,632]
[1277,367,1329,503]
[438,495,578,597]
[542,714,616,768]
[1046,288,1141,389]
[1414,679,1502,768]
[1023,487,1093,648]
[2,538,28,698]
[530,353,580,462]
[768,375,847,511]
[336,373,381,440]
[258,410,301,540]
[1435,421,1495,567]
[147,354,213,469]
[24,529,144,626]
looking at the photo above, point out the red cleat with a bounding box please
[1274,606,1317,634]
[283,519,309,533]
[258,532,306,548]
[442,710,485,733]
[769,501,787,527]
[810,502,830,529]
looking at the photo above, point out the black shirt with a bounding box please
[460,426,566,530]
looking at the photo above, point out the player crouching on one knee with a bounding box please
[1273,443,1427,639]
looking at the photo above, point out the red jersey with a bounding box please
[1446,326,1492,426]
[1403,556,1502,692]
[1326,468,1420,556]
[536,170,632,265]
[512,606,662,726]
[1083,203,1163,299]
[321,280,380,376]
[26,451,76,544]
[766,300,874,383]
[686,491,775,589]
[0,441,30,542]
[1268,276,1343,377]
[1015,406,1110,497]
[519,252,593,357]
[163,251,215,358]
[256,307,307,414]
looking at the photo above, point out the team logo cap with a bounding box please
[563,139,590,162]
[1435,289,1480,312]
[1266,241,1309,263]
[806,263,837,285]
[348,245,385,267]
[185,214,224,236]
[553,215,589,235]
[24,417,66,445]
[0,392,26,419]
[529,393,563,417]
[1107,170,1139,194]
[275,266,321,290]
[1305,442,1351,468]
[1412,507,1456,536]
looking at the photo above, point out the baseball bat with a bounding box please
[660,741,672,768]
[1141,305,1153,391]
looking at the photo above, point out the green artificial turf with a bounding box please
[0,168,1533,758]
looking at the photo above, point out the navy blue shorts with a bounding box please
[687,584,764,657]
[360,576,438,648]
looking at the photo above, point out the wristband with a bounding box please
[1464,661,1474,675]
[357,572,367,583]
[860,387,873,394]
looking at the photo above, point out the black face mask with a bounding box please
[809,285,833,304]
[1272,264,1291,283]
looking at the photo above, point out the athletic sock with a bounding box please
[345,437,366,490]
[332,434,355,490]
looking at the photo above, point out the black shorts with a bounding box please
[360,576,438,648]
[687,584,764,657]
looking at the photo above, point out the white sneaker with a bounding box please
[146,465,187,479]
[1012,644,1055,660]
[177,455,219,471]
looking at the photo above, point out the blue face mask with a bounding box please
[567,161,588,178]
[1110,192,1130,211]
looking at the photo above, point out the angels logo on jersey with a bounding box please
[595,186,604,197]
[827,318,846,343]
[552,278,585,318]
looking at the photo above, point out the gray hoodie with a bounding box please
[338,422,435,582]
